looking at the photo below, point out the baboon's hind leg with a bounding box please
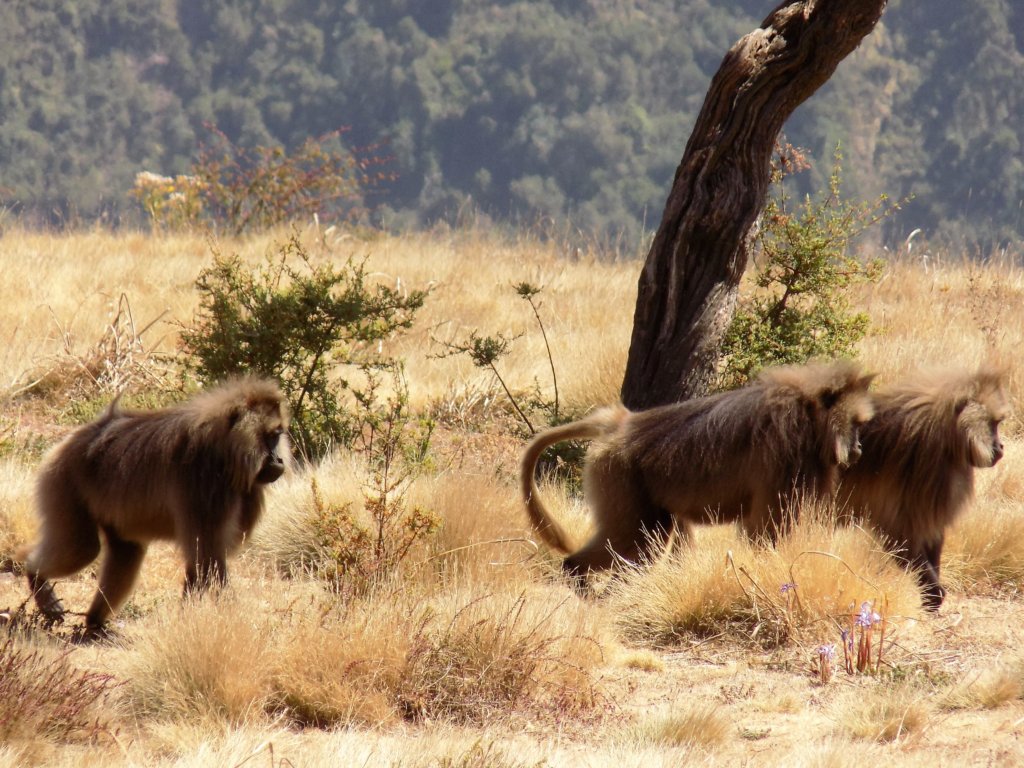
[26,574,66,625]
[637,503,675,559]
[563,484,672,590]
[24,494,102,624]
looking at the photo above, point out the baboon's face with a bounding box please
[256,426,288,483]
[844,417,866,465]
[827,385,875,468]
[246,400,290,485]
[958,391,1010,469]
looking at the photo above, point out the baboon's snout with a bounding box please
[992,440,1005,465]
[258,453,286,483]
[848,437,863,464]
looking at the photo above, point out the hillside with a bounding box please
[2,1,1023,249]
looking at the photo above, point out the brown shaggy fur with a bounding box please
[521,361,875,587]
[840,365,1010,609]
[21,377,290,630]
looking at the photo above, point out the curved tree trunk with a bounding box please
[620,0,888,410]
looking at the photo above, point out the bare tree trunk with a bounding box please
[620,0,888,410]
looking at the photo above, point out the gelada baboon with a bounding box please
[840,365,1010,610]
[521,361,875,587]
[21,377,289,631]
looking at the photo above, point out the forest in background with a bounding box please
[1,0,1022,250]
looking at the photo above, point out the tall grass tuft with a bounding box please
[269,588,605,727]
[837,685,932,742]
[268,597,412,728]
[942,658,1024,711]
[116,593,275,724]
[397,591,604,723]
[626,704,732,751]
[943,498,1024,593]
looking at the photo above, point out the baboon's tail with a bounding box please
[519,406,626,554]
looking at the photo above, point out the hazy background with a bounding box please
[1,0,1021,250]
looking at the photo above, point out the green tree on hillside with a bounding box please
[0,0,1022,250]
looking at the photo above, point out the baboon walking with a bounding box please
[840,365,1010,609]
[521,361,875,587]
[21,377,290,631]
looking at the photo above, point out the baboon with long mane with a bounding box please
[521,361,875,586]
[21,376,289,631]
[840,365,1010,610]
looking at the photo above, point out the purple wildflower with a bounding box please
[855,601,876,628]
[840,628,853,651]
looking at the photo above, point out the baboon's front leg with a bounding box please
[912,538,946,611]
[85,529,147,629]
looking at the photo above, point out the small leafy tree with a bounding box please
[309,365,439,596]
[195,126,394,234]
[718,146,894,389]
[437,329,535,433]
[134,126,395,234]
[180,235,427,460]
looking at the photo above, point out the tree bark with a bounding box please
[620,0,888,410]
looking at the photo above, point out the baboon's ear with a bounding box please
[858,373,877,390]
[227,405,243,429]
[954,397,970,415]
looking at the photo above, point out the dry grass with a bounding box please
[608,506,923,650]
[626,704,732,750]
[837,684,934,743]
[0,225,635,419]
[855,256,1024,434]
[0,461,36,567]
[941,657,1024,711]
[247,453,366,578]
[109,564,608,733]
[0,635,119,745]
[1,227,1024,766]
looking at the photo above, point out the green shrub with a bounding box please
[718,145,894,389]
[180,234,427,460]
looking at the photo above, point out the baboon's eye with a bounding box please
[265,429,283,451]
